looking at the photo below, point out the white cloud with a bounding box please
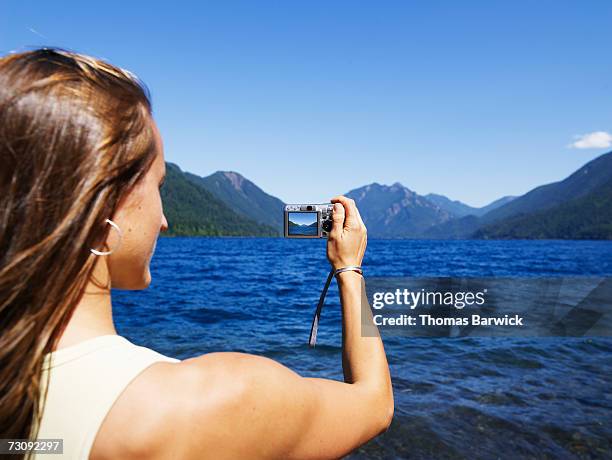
[569,131,612,149]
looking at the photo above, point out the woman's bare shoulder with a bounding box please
[90,351,288,460]
[91,350,388,460]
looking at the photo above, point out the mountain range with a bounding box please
[184,170,285,233]
[424,193,517,218]
[428,151,612,239]
[160,163,277,236]
[160,151,612,239]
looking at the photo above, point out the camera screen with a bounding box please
[287,212,318,236]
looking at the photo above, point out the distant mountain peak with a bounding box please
[361,181,411,191]
[214,171,245,192]
[346,181,453,237]
[158,162,277,237]
[185,169,285,233]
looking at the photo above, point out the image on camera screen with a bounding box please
[287,212,318,236]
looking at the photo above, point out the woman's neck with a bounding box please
[54,259,117,351]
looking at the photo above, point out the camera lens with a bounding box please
[307,205,313,211]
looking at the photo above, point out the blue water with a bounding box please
[113,238,612,459]
[289,225,318,236]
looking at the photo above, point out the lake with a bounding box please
[112,238,612,459]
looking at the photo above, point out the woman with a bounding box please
[0,48,394,460]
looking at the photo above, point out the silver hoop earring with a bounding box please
[90,218,123,256]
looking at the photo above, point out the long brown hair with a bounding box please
[0,47,158,451]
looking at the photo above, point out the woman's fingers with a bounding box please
[353,202,365,228]
[330,202,345,239]
[330,195,361,229]
[327,195,368,269]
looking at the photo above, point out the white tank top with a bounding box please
[33,334,181,459]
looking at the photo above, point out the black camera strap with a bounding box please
[308,266,363,347]
[308,269,335,347]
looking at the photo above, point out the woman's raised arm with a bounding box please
[103,196,393,460]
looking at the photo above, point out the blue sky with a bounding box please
[2,1,611,207]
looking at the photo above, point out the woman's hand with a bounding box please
[326,195,367,270]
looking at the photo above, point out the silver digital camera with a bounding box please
[284,203,334,238]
